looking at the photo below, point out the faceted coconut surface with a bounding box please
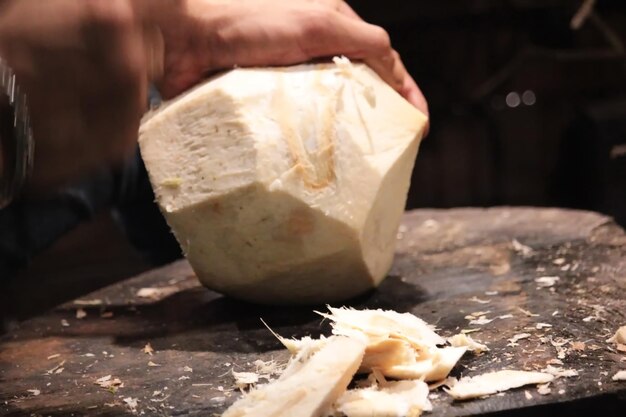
[139,58,428,304]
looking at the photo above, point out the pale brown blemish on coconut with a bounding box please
[287,208,316,237]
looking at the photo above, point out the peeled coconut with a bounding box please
[223,336,365,417]
[139,57,428,304]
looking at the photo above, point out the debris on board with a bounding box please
[517,307,540,317]
[537,383,552,395]
[469,296,491,305]
[507,333,531,347]
[253,359,282,376]
[427,377,457,391]
[607,326,626,353]
[313,307,464,382]
[464,311,494,326]
[543,365,579,378]
[511,239,534,257]
[74,299,103,306]
[448,333,489,353]
[612,370,626,381]
[230,361,282,391]
[45,360,66,375]
[444,370,554,400]
[460,328,481,334]
[221,306,576,417]
[232,371,260,391]
[137,286,180,301]
[469,316,493,326]
[123,397,139,414]
[142,343,155,355]
[95,375,124,392]
[550,337,571,360]
[535,276,560,288]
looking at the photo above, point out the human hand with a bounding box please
[309,0,428,114]
[0,0,149,191]
[151,0,428,116]
[0,0,427,193]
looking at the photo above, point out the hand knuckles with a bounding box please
[373,26,392,52]
[301,9,333,38]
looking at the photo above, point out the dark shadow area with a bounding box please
[464,391,626,417]
[7,274,429,354]
[341,275,430,312]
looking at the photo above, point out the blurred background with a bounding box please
[356,0,626,225]
[7,0,626,321]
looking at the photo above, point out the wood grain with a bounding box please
[0,207,624,416]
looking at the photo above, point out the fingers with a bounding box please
[318,1,429,116]
[142,23,164,83]
[299,10,391,61]
[364,50,428,116]
[155,0,428,119]
[401,72,429,117]
[82,0,148,150]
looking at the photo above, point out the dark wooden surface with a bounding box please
[3,212,150,324]
[1,207,625,416]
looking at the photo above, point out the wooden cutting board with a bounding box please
[1,207,625,416]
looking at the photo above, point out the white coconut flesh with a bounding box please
[139,57,428,304]
[222,336,365,417]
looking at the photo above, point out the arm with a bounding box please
[0,0,427,193]
[0,0,148,193]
